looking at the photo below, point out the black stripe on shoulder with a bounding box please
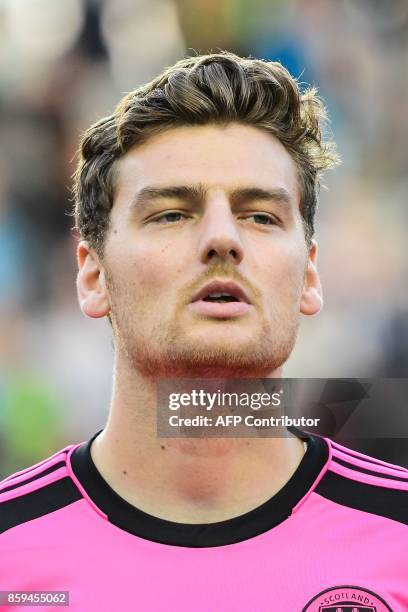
[0,461,67,493]
[333,457,408,482]
[0,477,82,534]
[316,470,408,526]
[332,443,408,472]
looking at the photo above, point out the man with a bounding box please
[0,52,407,611]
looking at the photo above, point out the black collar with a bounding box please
[70,429,329,547]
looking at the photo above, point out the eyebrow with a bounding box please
[129,184,292,214]
[130,185,206,213]
[229,187,292,207]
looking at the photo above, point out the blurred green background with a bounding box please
[1,0,407,475]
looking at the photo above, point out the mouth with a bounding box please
[191,280,251,304]
[188,280,252,319]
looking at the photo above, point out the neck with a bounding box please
[90,352,306,523]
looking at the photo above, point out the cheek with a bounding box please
[260,241,306,305]
[136,252,166,290]
[116,240,181,305]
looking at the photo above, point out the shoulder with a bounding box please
[315,437,408,526]
[0,444,83,535]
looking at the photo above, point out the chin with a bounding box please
[186,318,260,339]
[117,318,298,378]
[189,332,257,351]
[148,340,292,379]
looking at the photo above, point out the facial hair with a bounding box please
[105,262,302,379]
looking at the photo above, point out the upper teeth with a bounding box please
[208,293,232,298]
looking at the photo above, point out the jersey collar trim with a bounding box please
[70,429,329,547]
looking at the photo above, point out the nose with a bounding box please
[197,194,244,265]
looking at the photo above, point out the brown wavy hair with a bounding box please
[72,52,340,257]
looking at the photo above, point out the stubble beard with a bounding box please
[105,258,302,379]
[109,296,300,379]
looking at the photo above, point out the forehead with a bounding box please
[114,123,299,200]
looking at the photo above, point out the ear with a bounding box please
[76,241,110,318]
[300,239,323,316]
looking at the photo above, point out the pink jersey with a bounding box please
[1,430,407,611]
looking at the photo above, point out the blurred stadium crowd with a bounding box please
[0,0,407,473]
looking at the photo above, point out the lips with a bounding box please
[191,280,251,305]
[188,280,253,319]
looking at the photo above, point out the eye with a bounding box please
[243,213,277,225]
[152,211,187,224]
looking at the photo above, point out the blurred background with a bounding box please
[0,0,407,475]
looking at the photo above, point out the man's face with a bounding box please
[81,123,321,377]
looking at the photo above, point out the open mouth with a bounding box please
[191,280,250,305]
[202,293,240,303]
[189,280,252,318]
